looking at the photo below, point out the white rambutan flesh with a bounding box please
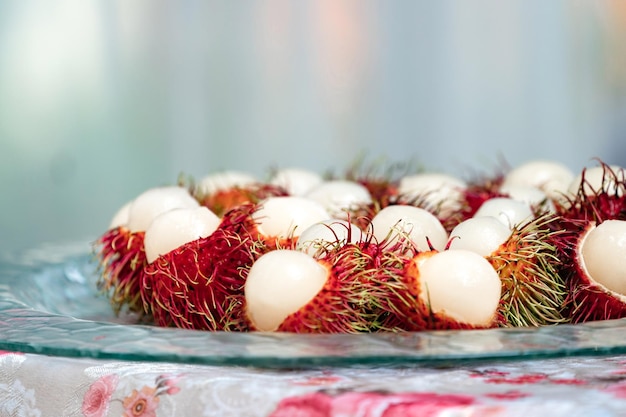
[296,219,364,257]
[474,197,533,230]
[270,168,323,196]
[368,205,448,252]
[502,160,574,200]
[499,184,554,212]
[244,250,329,331]
[127,186,200,233]
[417,249,502,326]
[397,172,466,215]
[252,196,331,240]
[305,180,372,220]
[580,219,626,296]
[567,164,626,198]
[448,216,511,257]
[196,170,257,195]
[143,206,221,263]
[109,200,132,229]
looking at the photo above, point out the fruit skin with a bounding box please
[95,227,148,317]
[487,215,569,327]
[142,203,269,331]
[562,222,626,323]
[191,180,289,217]
[550,161,626,322]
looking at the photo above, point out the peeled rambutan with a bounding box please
[557,161,626,222]
[250,196,331,249]
[367,204,449,256]
[393,249,503,331]
[501,159,575,202]
[194,178,289,217]
[396,172,467,220]
[244,242,409,333]
[142,203,267,331]
[268,167,324,196]
[95,186,199,317]
[305,180,373,224]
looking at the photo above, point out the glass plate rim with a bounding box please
[2,242,626,369]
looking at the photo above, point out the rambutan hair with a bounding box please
[95,227,148,317]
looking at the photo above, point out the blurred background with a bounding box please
[1,0,626,253]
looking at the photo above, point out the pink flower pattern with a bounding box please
[82,374,119,417]
[81,374,180,417]
[271,391,480,417]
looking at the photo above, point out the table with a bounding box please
[3,350,626,416]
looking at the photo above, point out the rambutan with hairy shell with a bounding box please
[565,220,626,323]
[439,169,508,233]
[393,249,503,331]
[485,214,569,327]
[193,178,289,217]
[95,226,147,317]
[142,203,268,331]
[95,185,200,317]
[341,157,417,227]
[550,161,626,322]
[244,241,410,334]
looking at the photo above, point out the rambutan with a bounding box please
[142,203,266,331]
[566,220,626,323]
[484,215,569,327]
[367,205,449,256]
[244,242,408,333]
[342,157,415,224]
[95,186,199,317]
[501,159,574,201]
[268,167,324,196]
[305,180,373,223]
[95,226,147,316]
[142,196,331,330]
[193,170,289,217]
[396,172,467,220]
[393,249,503,331]
[551,161,626,323]
[295,219,364,257]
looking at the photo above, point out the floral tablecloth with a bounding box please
[3,351,626,417]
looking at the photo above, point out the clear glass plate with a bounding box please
[1,242,626,369]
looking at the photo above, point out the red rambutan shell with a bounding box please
[196,183,288,217]
[142,203,269,331]
[563,221,626,323]
[95,226,148,316]
[250,242,409,333]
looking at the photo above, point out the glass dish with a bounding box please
[1,242,626,369]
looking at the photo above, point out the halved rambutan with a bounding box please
[565,220,626,323]
[556,161,626,222]
[550,161,626,322]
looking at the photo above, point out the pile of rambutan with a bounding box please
[94,158,626,334]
